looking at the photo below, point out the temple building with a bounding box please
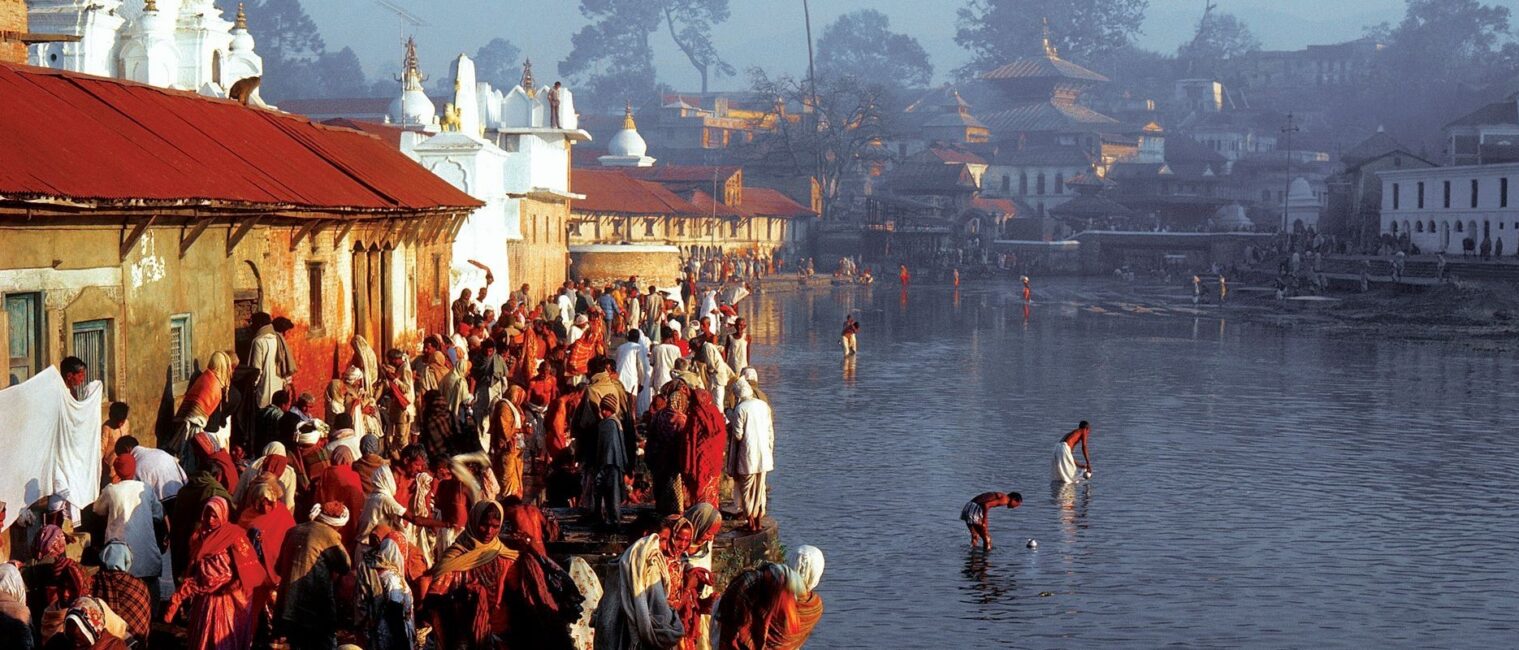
[0,60,478,438]
[976,24,1120,149]
[24,0,264,100]
[569,106,814,261]
[386,45,587,298]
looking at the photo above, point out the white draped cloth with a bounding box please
[1052,441,1080,484]
[725,386,774,476]
[614,340,651,414]
[649,343,682,394]
[0,367,101,529]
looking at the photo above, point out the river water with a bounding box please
[738,279,1519,649]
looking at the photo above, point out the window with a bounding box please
[5,293,43,386]
[1443,180,1451,208]
[730,221,739,237]
[1417,182,1424,209]
[1472,179,1479,208]
[1456,221,1464,233]
[1416,221,1424,233]
[1036,173,1046,195]
[568,221,582,236]
[1019,173,1028,195]
[645,220,656,236]
[677,221,686,237]
[1392,183,1400,210]
[169,314,193,388]
[1055,172,1065,194]
[1000,175,1010,193]
[1503,178,1509,208]
[307,263,325,330]
[71,319,112,399]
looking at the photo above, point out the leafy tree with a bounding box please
[313,47,370,98]
[954,0,1148,77]
[816,9,933,89]
[743,70,892,220]
[1177,5,1260,76]
[244,0,326,63]
[559,0,733,111]
[243,0,369,101]
[472,38,523,92]
[1380,0,1511,79]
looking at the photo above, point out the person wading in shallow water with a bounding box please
[960,491,1022,550]
[840,315,860,356]
[1052,421,1092,484]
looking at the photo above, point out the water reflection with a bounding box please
[746,280,1519,648]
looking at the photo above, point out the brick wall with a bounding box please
[0,0,29,65]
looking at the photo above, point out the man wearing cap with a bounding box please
[91,452,166,593]
[591,396,629,529]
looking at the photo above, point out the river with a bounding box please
[738,278,1519,648]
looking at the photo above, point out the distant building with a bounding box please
[1444,95,1519,166]
[25,0,264,100]
[976,28,1121,152]
[0,61,478,434]
[1379,163,1519,255]
[982,145,1093,217]
[1224,38,1381,106]
[569,111,814,260]
[1323,128,1436,241]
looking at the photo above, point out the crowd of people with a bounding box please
[0,273,827,650]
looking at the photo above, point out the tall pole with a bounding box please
[1281,112,1299,233]
[802,0,824,222]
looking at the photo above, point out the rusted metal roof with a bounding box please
[742,187,815,218]
[0,62,480,214]
[571,169,705,216]
[980,55,1109,83]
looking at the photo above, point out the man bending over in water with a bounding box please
[960,491,1021,550]
[1052,420,1092,483]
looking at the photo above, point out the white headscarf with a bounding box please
[358,465,406,540]
[789,544,825,594]
[617,533,675,644]
[310,503,351,528]
[0,563,24,603]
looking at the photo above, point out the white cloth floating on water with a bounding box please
[0,367,103,528]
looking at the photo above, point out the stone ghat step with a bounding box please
[546,504,781,591]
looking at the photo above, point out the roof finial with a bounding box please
[144,0,158,11]
[397,37,427,90]
[623,100,637,130]
[521,58,535,95]
[1042,17,1058,58]
[234,2,248,30]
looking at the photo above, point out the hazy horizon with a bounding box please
[300,0,1519,97]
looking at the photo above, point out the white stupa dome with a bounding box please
[1288,177,1313,200]
[1213,203,1253,231]
[390,90,436,127]
[608,110,647,158]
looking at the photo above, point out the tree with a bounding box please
[313,47,370,98]
[954,0,1148,77]
[816,9,933,89]
[472,38,523,92]
[244,0,366,101]
[743,70,892,221]
[1380,0,1511,79]
[1177,4,1260,75]
[559,0,733,111]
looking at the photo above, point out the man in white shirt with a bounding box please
[649,326,683,394]
[614,329,651,415]
[117,436,185,502]
[726,381,775,533]
[93,452,166,581]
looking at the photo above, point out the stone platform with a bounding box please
[546,503,781,590]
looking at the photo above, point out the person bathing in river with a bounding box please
[1052,421,1092,484]
[960,491,1021,550]
[840,314,860,356]
[1021,276,1032,303]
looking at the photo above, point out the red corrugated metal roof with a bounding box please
[624,165,741,183]
[743,187,815,218]
[572,169,704,216]
[684,189,747,217]
[0,63,479,214]
[321,118,416,149]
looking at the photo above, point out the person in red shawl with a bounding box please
[164,496,268,650]
[501,498,580,649]
[313,446,366,548]
[683,388,728,508]
[24,524,91,641]
[426,500,519,650]
[545,379,583,463]
[235,476,296,624]
[190,431,240,492]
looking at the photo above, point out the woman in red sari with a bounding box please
[235,476,296,619]
[683,389,728,507]
[165,496,267,650]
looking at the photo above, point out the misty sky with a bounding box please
[304,0,1519,95]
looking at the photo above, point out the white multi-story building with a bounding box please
[396,45,588,297]
[25,0,262,98]
[1380,163,1519,254]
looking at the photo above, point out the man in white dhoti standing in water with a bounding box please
[1052,420,1092,483]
